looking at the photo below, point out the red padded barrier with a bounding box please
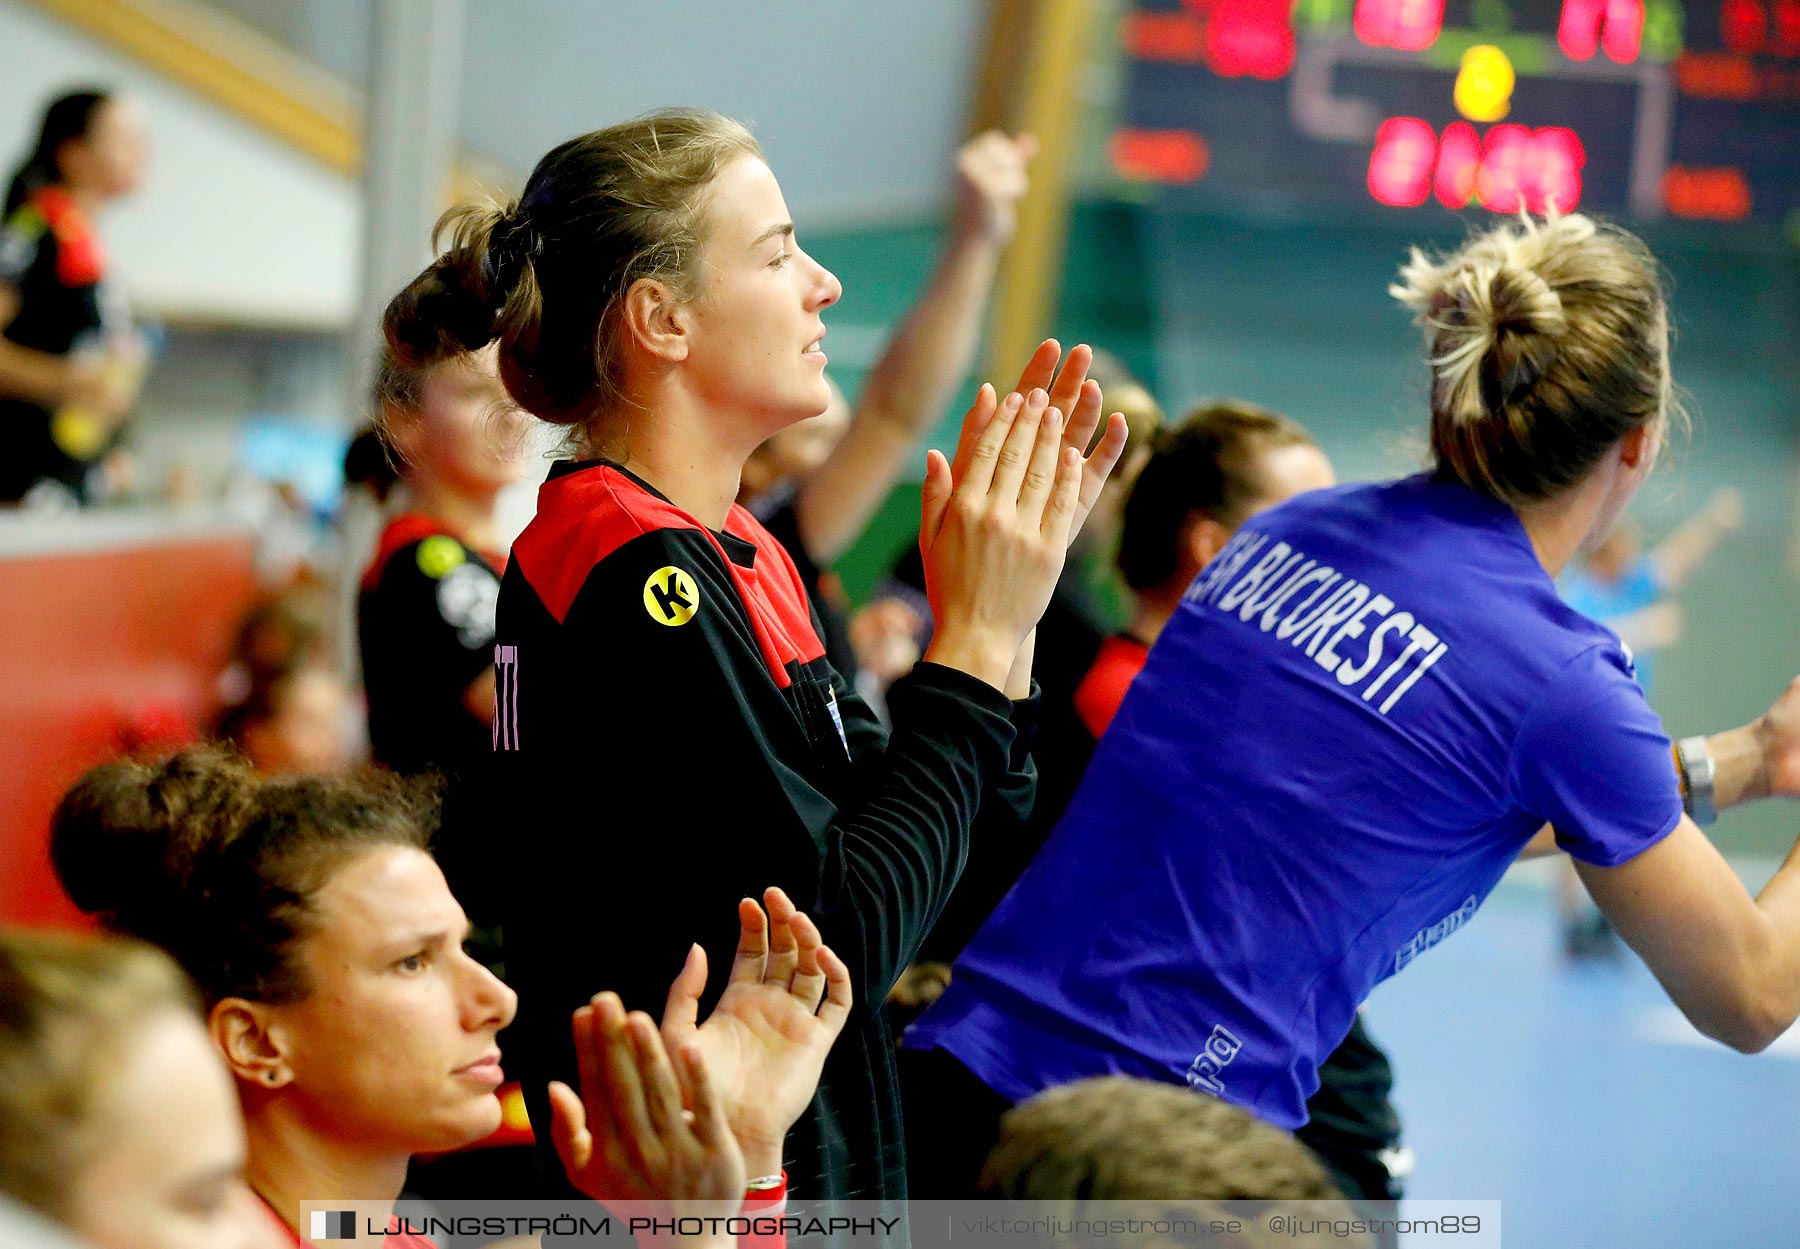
[0,532,257,927]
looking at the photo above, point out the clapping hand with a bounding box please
[548,889,851,1215]
[659,888,853,1178]
[948,340,1129,548]
[547,993,746,1212]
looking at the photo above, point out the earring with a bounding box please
[262,1071,278,1086]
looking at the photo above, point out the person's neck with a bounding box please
[55,181,102,217]
[1513,475,1610,579]
[593,382,764,531]
[245,1105,408,1235]
[1127,555,1208,646]
[1128,583,1187,646]
[408,475,500,553]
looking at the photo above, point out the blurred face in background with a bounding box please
[1235,442,1337,525]
[62,98,149,202]
[262,847,518,1155]
[64,1010,276,1249]
[1584,521,1642,581]
[1184,440,1336,574]
[393,345,529,500]
[239,667,350,777]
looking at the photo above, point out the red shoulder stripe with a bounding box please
[511,468,826,688]
[724,505,827,678]
[33,186,105,286]
[510,466,703,623]
[361,513,456,590]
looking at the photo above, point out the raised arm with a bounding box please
[794,132,1034,564]
[1648,487,1742,589]
[1577,677,1800,1052]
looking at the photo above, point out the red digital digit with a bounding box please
[1775,0,1800,53]
[1559,0,1606,57]
[1353,0,1388,45]
[1559,0,1643,60]
[1477,124,1532,211]
[1108,129,1213,183]
[1206,0,1297,78]
[1371,121,1587,213]
[1355,0,1445,48]
[1602,0,1645,60]
[1721,0,1766,53]
[1530,127,1587,211]
[1123,12,1208,62]
[1435,122,1481,207]
[1368,117,1437,206]
[1664,166,1753,218]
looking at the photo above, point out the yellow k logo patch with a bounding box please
[643,566,699,627]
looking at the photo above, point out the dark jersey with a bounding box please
[0,187,124,501]
[491,459,1035,1206]
[358,514,502,776]
[748,487,861,683]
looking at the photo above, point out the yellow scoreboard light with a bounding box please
[1454,44,1518,120]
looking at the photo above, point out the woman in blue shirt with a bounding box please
[903,212,1800,1193]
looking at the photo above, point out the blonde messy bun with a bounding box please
[1392,214,1676,503]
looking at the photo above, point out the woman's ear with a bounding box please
[620,277,690,364]
[1185,515,1234,571]
[1618,421,1659,471]
[209,998,294,1091]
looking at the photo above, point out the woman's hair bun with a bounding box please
[1390,212,1673,504]
[1399,255,1566,427]
[382,200,539,370]
[50,748,256,950]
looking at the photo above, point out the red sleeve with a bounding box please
[1072,636,1150,738]
[740,1173,788,1249]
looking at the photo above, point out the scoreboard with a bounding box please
[1112,0,1800,223]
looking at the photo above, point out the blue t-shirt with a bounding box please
[1560,557,1665,696]
[906,475,1683,1130]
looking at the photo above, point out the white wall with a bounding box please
[0,1,360,326]
[0,0,989,482]
[456,0,988,228]
[4,0,992,321]
[211,0,989,229]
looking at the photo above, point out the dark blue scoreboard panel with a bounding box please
[1112,0,1800,223]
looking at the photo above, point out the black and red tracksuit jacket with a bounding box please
[486,459,1036,1207]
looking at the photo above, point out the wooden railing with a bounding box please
[24,0,511,194]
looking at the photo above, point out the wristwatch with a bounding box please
[1677,735,1717,826]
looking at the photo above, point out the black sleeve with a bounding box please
[993,681,1040,822]
[829,647,1040,976]
[914,683,1045,964]
[505,527,1018,1023]
[369,538,499,694]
